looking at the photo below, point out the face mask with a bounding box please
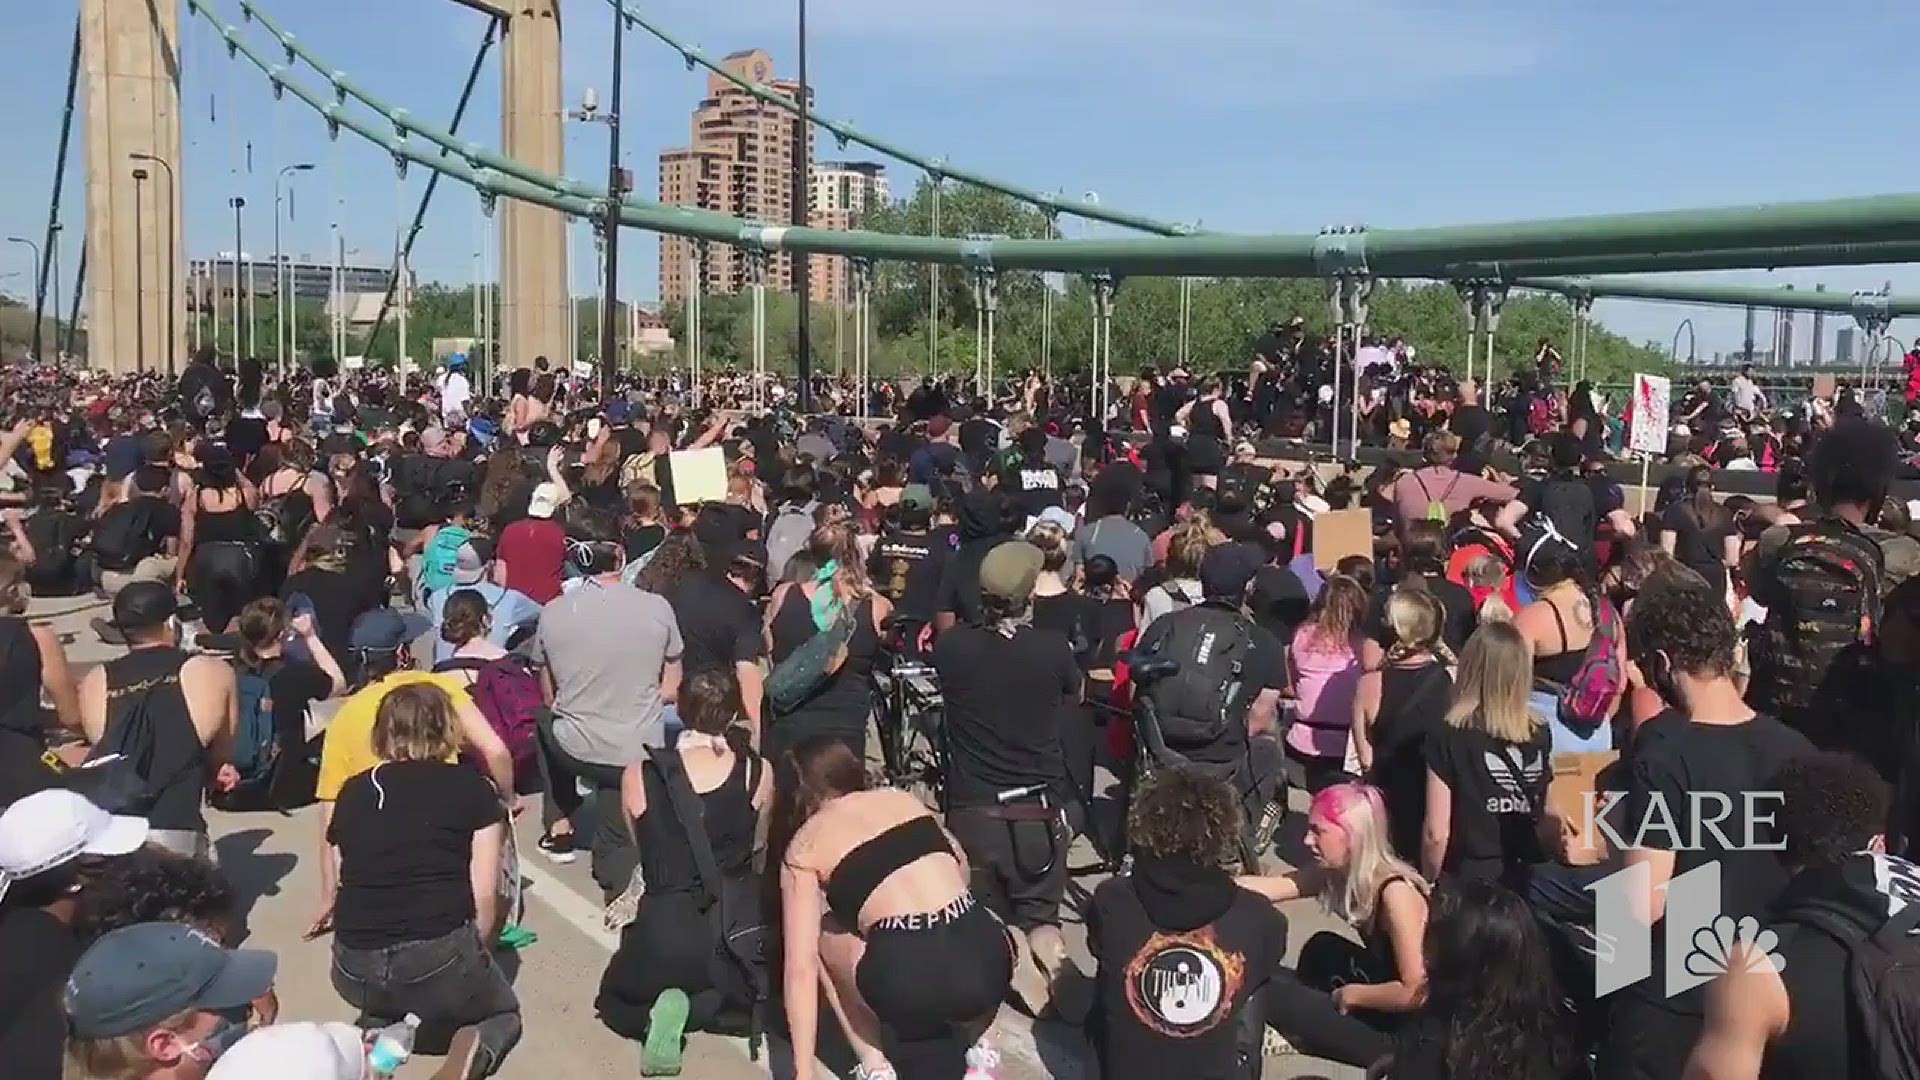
[177,1015,248,1065]
[1642,651,1684,711]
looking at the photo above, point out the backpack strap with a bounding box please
[644,747,724,910]
[432,656,492,675]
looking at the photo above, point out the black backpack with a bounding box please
[644,747,770,1056]
[1751,519,1885,720]
[1533,478,1597,546]
[91,499,158,570]
[1777,899,1920,1080]
[1143,606,1258,747]
[70,662,197,816]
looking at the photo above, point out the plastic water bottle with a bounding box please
[366,1014,421,1076]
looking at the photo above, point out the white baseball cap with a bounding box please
[208,1022,368,1080]
[527,482,562,520]
[0,789,148,900]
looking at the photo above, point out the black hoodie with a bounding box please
[1764,852,1920,1079]
[1087,858,1287,1080]
[933,490,1013,627]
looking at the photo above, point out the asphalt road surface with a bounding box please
[36,593,1362,1079]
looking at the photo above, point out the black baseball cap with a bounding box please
[1200,542,1266,600]
[66,922,277,1038]
[111,581,181,631]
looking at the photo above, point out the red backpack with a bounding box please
[435,655,542,789]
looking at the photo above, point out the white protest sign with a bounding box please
[1628,373,1671,455]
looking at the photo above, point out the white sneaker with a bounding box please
[852,1063,897,1080]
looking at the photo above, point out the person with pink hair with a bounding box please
[1238,782,1430,1068]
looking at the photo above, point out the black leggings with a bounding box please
[1262,931,1398,1068]
[532,709,631,899]
[597,892,732,1040]
[856,902,1012,1080]
[189,542,260,633]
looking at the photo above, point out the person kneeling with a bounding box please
[326,683,520,1079]
[596,671,772,1076]
[1087,768,1288,1080]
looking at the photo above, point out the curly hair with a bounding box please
[1774,751,1889,870]
[1422,879,1580,1080]
[1809,418,1897,514]
[1128,768,1241,867]
[635,532,707,594]
[1625,565,1736,676]
[74,847,239,945]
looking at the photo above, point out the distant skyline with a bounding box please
[4,0,1920,359]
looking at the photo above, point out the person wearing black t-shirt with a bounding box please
[1087,769,1286,1080]
[0,789,149,1080]
[1657,466,1738,597]
[1600,570,1813,1080]
[1496,433,1597,548]
[933,489,1017,632]
[1421,623,1550,884]
[866,485,951,622]
[1690,752,1915,1080]
[222,598,345,811]
[667,539,768,734]
[935,540,1079,1009]
[1132,544,1291,842]
[1001,428,1065,518]
[1366,522,1475,655]
[327,681,519,1079]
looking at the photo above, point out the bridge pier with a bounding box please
[498,0,571,374]
[81,0,184,374]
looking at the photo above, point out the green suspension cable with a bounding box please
[195,1,1920,299]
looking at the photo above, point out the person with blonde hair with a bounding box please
[763,522,891,786]
[1421,622,1551,883]
[1286,573,1369,793]
[326,682,519,1079]
[1137,521,1213,628]
[1353,583,1455,861]
[1241,783,1430,1067]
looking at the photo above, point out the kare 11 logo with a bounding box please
[1582,789,1789,998]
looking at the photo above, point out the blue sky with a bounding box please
[4,0,1920,360]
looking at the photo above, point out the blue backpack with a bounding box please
[232,661,281,786]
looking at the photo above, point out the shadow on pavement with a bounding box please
[213,826,299,941]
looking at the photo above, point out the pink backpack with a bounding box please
[1558,595,1624,735]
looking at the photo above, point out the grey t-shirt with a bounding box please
[536,579,683,767]
[1077,515,1155,583]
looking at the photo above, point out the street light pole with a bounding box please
[227,197,246,362]
[792,0,814,411]
[4,237,41,361]
[275,163,315,378]
[130,171,150,373]
[598,5,627,392]
[130,154,177,375]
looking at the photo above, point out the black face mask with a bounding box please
[1641,650,1684,711]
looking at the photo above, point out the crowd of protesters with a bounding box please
[0,325,1916,1080]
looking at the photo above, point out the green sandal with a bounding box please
[641,988,690,1076]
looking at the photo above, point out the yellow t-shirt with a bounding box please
[315,672,476,801]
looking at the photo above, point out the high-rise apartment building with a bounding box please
[658,49,850,308]
[812,161,891,218]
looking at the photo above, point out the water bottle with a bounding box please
[366,1014,421,1076]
